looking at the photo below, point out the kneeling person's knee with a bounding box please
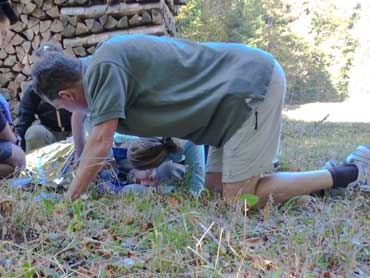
[25,125,51,140]
[222,176,260,201]
[25,125,56,151]
[0,140,25,177]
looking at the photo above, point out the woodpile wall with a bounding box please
[0,0,185,120]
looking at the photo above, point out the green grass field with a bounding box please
[0,118,369,277]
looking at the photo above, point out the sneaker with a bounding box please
[344,145,370,191]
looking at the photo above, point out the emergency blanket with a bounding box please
[11,141,75,191]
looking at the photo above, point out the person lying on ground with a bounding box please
[31,34,370,206]
[127,161,187,193]
[127,136,205,196]
[128,162,186,187]
[112,134,204,196]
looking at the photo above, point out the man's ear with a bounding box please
[58,90,74,101]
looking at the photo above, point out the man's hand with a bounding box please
[65,118,118,200]
[155,162,187,184]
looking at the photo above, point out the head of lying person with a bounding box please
[127,137,180,170]
[0,1,17,46]
[128,161,187,186]
[128,168,157,186]
[31,51,87,113]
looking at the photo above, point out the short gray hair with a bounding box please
[32,52,82,101]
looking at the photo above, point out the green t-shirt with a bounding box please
[83,35,275,147]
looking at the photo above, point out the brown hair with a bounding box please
[32,52,82,101]
[127,137,179,170]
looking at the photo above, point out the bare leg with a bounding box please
[207,170,333,206]
[254,170,333,205]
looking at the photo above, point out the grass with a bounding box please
[0,118,369,277]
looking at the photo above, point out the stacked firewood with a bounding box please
[0,0,185,120]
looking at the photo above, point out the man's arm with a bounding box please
[65,118,118,200]
[71,111,87,159]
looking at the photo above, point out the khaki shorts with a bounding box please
[206,59,286,183]
[25,124,70,153]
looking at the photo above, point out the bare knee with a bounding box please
[9,144,26,169]
[0,143,25,177]
[220,175,276,207]
[6,144,25,168]
[253,175,275,205]
[222,176,260,201]
[207,172,273,205]
[25,125,48,141]
[25,125,55,152]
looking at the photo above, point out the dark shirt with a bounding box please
[16,85,72,150]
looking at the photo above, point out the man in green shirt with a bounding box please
[31,35,369,206]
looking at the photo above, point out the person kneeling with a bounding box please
[0,97,25,177]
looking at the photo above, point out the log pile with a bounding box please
[0,0,186,120]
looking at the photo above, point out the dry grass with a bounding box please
[0,118,369,277]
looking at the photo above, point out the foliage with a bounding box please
[177,0,361,104]
[237,193,259,207]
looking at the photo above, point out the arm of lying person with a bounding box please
[64,118,118,200]
[155,161,187,184]
[183,141,206,195]
[71,111,87,160]
[141,162,187,195]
